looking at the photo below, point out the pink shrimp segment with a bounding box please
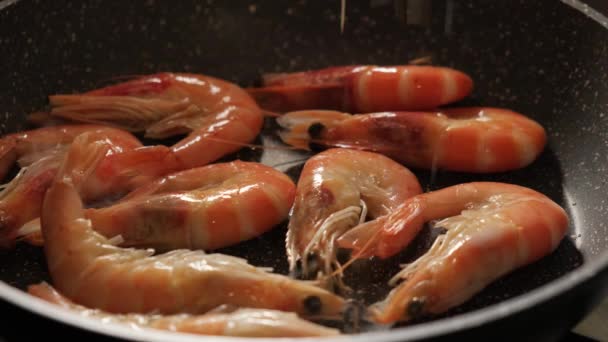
[46,72,263,170]
[84,161,296,251]
[335,182,568,323]
[248,65,473,112]
[277,107,547,173]
[41,133,344,317]
[28,282,339,337]
[286,148,421,284]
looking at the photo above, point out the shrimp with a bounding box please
[75,160,296,251]
[0,125,175,247]
[45,72,263,169]
[277,107,547,173]
[0,124,140,180]
[28,282,339,337]
[247,65,473,112]
[286,148,421,288]
[41,133,344,317]
[335,182,568,323]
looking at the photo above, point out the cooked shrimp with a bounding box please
[248,65,473,112]
[335,182,568,323]
[0,150,62,247]
[0,124,140,180]
[29,282,339,337]
[41,133,344,317]
[286,148,421,287]
[277,107,547,173]
[0,125,166,247]
[77,161,296,251]
[45,72,263,169]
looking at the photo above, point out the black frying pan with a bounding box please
[1,0,608,341]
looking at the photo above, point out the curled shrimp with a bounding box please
[0,124,141,180]
[77,160,296,251]
[28,282,339,337]
[277,107,547,173]
[335,182,568,323]
[41,133,344,317]
[286,148,421,288]
[44,72,263,169]
[0,125,170,247]
[247,65,473,112]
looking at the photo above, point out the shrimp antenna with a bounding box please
[328,228,383,278]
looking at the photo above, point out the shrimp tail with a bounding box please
[337,200,427,259]
[276,110,351,150]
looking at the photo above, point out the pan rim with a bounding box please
[1,251,607,341]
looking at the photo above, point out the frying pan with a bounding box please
[1,0,607,340]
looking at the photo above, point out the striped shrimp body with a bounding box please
[29,283,339,337]
[45,72,263,169]
[248,65,473,112]
[42,133,344,317]
[277,107,547,173]
[287,148,421,287]
[336,182,568,323]
[82,161,296,251]
[0,125,175,247]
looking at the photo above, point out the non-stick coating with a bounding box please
[0,0,608,340]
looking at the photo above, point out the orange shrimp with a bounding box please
[28,282,339,337]
[277,107,547,173]
[0,125,174,247]
[41,133,344,317]
[45,72,263,169]
[0,124,140,180]
[335,182,568,323]
[247,65,473,112]
[286,148,421,287]
[76,161,296,251]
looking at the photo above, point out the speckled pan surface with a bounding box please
[0,0,607,340]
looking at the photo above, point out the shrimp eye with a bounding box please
[303,295,322,315]
[307,122,325,138]
[308,122,327,152]
[407,297,425,319]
